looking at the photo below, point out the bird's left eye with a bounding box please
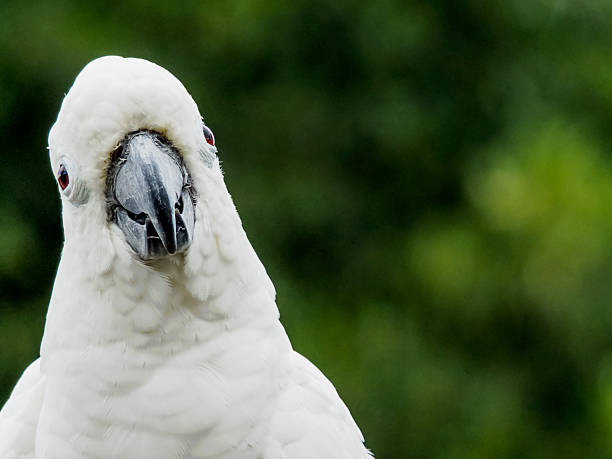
[57,164,69,190]
[203,124,215,146]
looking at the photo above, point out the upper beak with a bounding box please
[111,131,195,259]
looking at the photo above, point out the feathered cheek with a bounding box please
[55,154,90,206]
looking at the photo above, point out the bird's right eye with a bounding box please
[57,164,70,190]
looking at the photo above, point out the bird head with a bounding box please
[48,56,219,263]
[44,55,275,338]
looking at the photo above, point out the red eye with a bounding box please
[57,164,69,190]
[203,124,215,146]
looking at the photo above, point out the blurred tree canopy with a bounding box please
[2,1,612,457]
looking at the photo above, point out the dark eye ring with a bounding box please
[57,163,70,190]
[203,124,215,146]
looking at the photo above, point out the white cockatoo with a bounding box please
[0,56,372,458]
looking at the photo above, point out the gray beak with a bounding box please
[109,131,195,260]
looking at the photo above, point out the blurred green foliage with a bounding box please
[2,1,612,457]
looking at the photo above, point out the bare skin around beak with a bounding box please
[108,131,195,260]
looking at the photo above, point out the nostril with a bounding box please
[127,210,147,225]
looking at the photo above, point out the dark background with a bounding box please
[2,1,612,457]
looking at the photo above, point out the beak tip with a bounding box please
[162,215,178,255]
[166,240,178,255]
[145,215,178,258]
